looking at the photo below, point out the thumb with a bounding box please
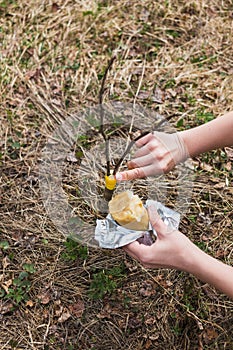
[148,204,169,236]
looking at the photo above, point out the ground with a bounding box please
[0,0,233,349]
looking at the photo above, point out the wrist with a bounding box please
[174,236,202,272]
[178,130,194,158]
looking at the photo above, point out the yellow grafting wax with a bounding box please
[105,174,117,190]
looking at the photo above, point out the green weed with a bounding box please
[0,240,10,250]
[196,109,215,124]
[88,264,126,300]
[0,0,16,8]
[166,29,181,38]
[165,78,176,88]
[61,238,88,262]
[188,214,196,223]
[195,241,208,252]
[190,54,217,67]
[3,264,36,305]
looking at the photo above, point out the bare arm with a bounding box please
[124,206,233,299]
[180,111,233,157]
[184,243,233,298]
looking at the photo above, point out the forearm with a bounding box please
[179,111,233,157]
[182,242,233,298]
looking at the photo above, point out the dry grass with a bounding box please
[1,0,233,349]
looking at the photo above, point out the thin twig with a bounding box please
[98,56,116,175]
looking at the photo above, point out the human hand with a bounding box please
[123,204,192,270]
[116,131,189,181]
[123,205,233,299]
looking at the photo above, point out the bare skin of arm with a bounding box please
[180,110,233,157]
[124,206,233,299]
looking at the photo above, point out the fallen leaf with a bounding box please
[1,279,13,294]
[138,91,151,100]
[213,182,225,189]
[225,147,233,160]
[149,334,160,340]
[203,327,218,342]
[145,339,152,349]
[54,300,63,317]
[0,301,14,314]
[37,290,51,305]
[210,177,222,183]
[25,68,41,80]
[12,231,24,243]
[97,303,112,319]
[57,308,71,323]
[225,161,232,171]
[139,280,155,297]
[68,299,85,318]
[26,300,34,307]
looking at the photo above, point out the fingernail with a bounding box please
[115,173,122,181]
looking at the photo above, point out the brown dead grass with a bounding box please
[1,0,233,349]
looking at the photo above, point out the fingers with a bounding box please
[123,241,156,267]
[135,132,154,147]
[128,154,153,169]
[115,167,146,181]
[148,204,176,236]
[148,205,167,231]
[134,137,160,159]
[123,241,140,258]
[115,161,165,181]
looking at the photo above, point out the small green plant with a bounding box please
[61,238,88,262]
[165,78,176,88]
[22,263,36,274]
[176,118,185,128]
[183,294,195,312]
[0,240,10,250]
[0,0,17,8]
[6,137,22,159]
[190,54,208,65]
[76,134,88,144]
[188,214,196,223]
[166,29,181,38]
[195,241,208,252]
[172,323,182,336]
[196,109,215,125]
[190,53,217,67]
[5,273,31,304]
[88,264,126,300]
[4,264,35,305]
